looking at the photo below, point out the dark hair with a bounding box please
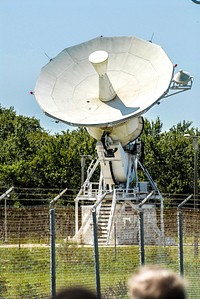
[51,286,97,299]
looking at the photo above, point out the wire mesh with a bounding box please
[0,205,50,298]
[0,189,199,299]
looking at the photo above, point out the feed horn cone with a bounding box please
[89,50,116,102]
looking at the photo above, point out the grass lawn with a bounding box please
[0,244,200,298]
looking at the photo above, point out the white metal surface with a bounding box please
[34,36,174,127]
[87,116,143,145]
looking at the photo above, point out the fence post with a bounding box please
[4,197,8,242]
[92,207,101,299]
[91,190,112,299]
[114,222,117,261]
[138,191,154,266]
[49,188,68,297]
[177,194,193,276]
[138,207,145,265]
[0,187,14,243]
[50,208,56,297]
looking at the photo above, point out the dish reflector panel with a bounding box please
[34,36,174,127]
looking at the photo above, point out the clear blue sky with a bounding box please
[1,0,199,134]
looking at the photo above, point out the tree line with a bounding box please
[0,105,199,194]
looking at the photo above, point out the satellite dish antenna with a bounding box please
[34,36,193,246]
[34,36,174,128]
[34,36,191,188]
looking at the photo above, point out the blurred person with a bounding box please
[50,286,98,299]
[128,265,186,299]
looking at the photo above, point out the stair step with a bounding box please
[98,226,107,230]
[100,207,111,210]
[99,212,110,215]
[99,221,108,225]
[98,223,109,227]
[98,230,107,233]
[99,214,110,217]
[99,216,109,222]
[98,238,107,241]
[96,197,113,244]
[98,236,107,240]
[99,213,110,217]
[99,213,110,216]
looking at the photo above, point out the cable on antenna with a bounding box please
[149,32,154,43]
[45,53,52,61]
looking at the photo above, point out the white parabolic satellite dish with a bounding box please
[34,36,174,128]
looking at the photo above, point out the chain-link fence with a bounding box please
[0,188,199,299]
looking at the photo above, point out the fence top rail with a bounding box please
[0,186,14,201]
[177,194,193,209]
[49,187,68,208]
[92,191,113,211]
[138,191,154,208]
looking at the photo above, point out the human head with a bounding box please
[128,265,186,299]
[51,286,97,299]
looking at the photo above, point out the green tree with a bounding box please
[140,117,164,181]
[0,106,46,187]
[140,118,199,194]
[29,128,96,188]
[0,106,96,189]
[0,105,199,194]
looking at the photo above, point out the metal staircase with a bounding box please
[97,197,112,244]
[74,158,165,245]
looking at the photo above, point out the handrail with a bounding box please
[106,189,117,244]
[75,158,99,202]
[86,158,98,180]
[86,159,100,185]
